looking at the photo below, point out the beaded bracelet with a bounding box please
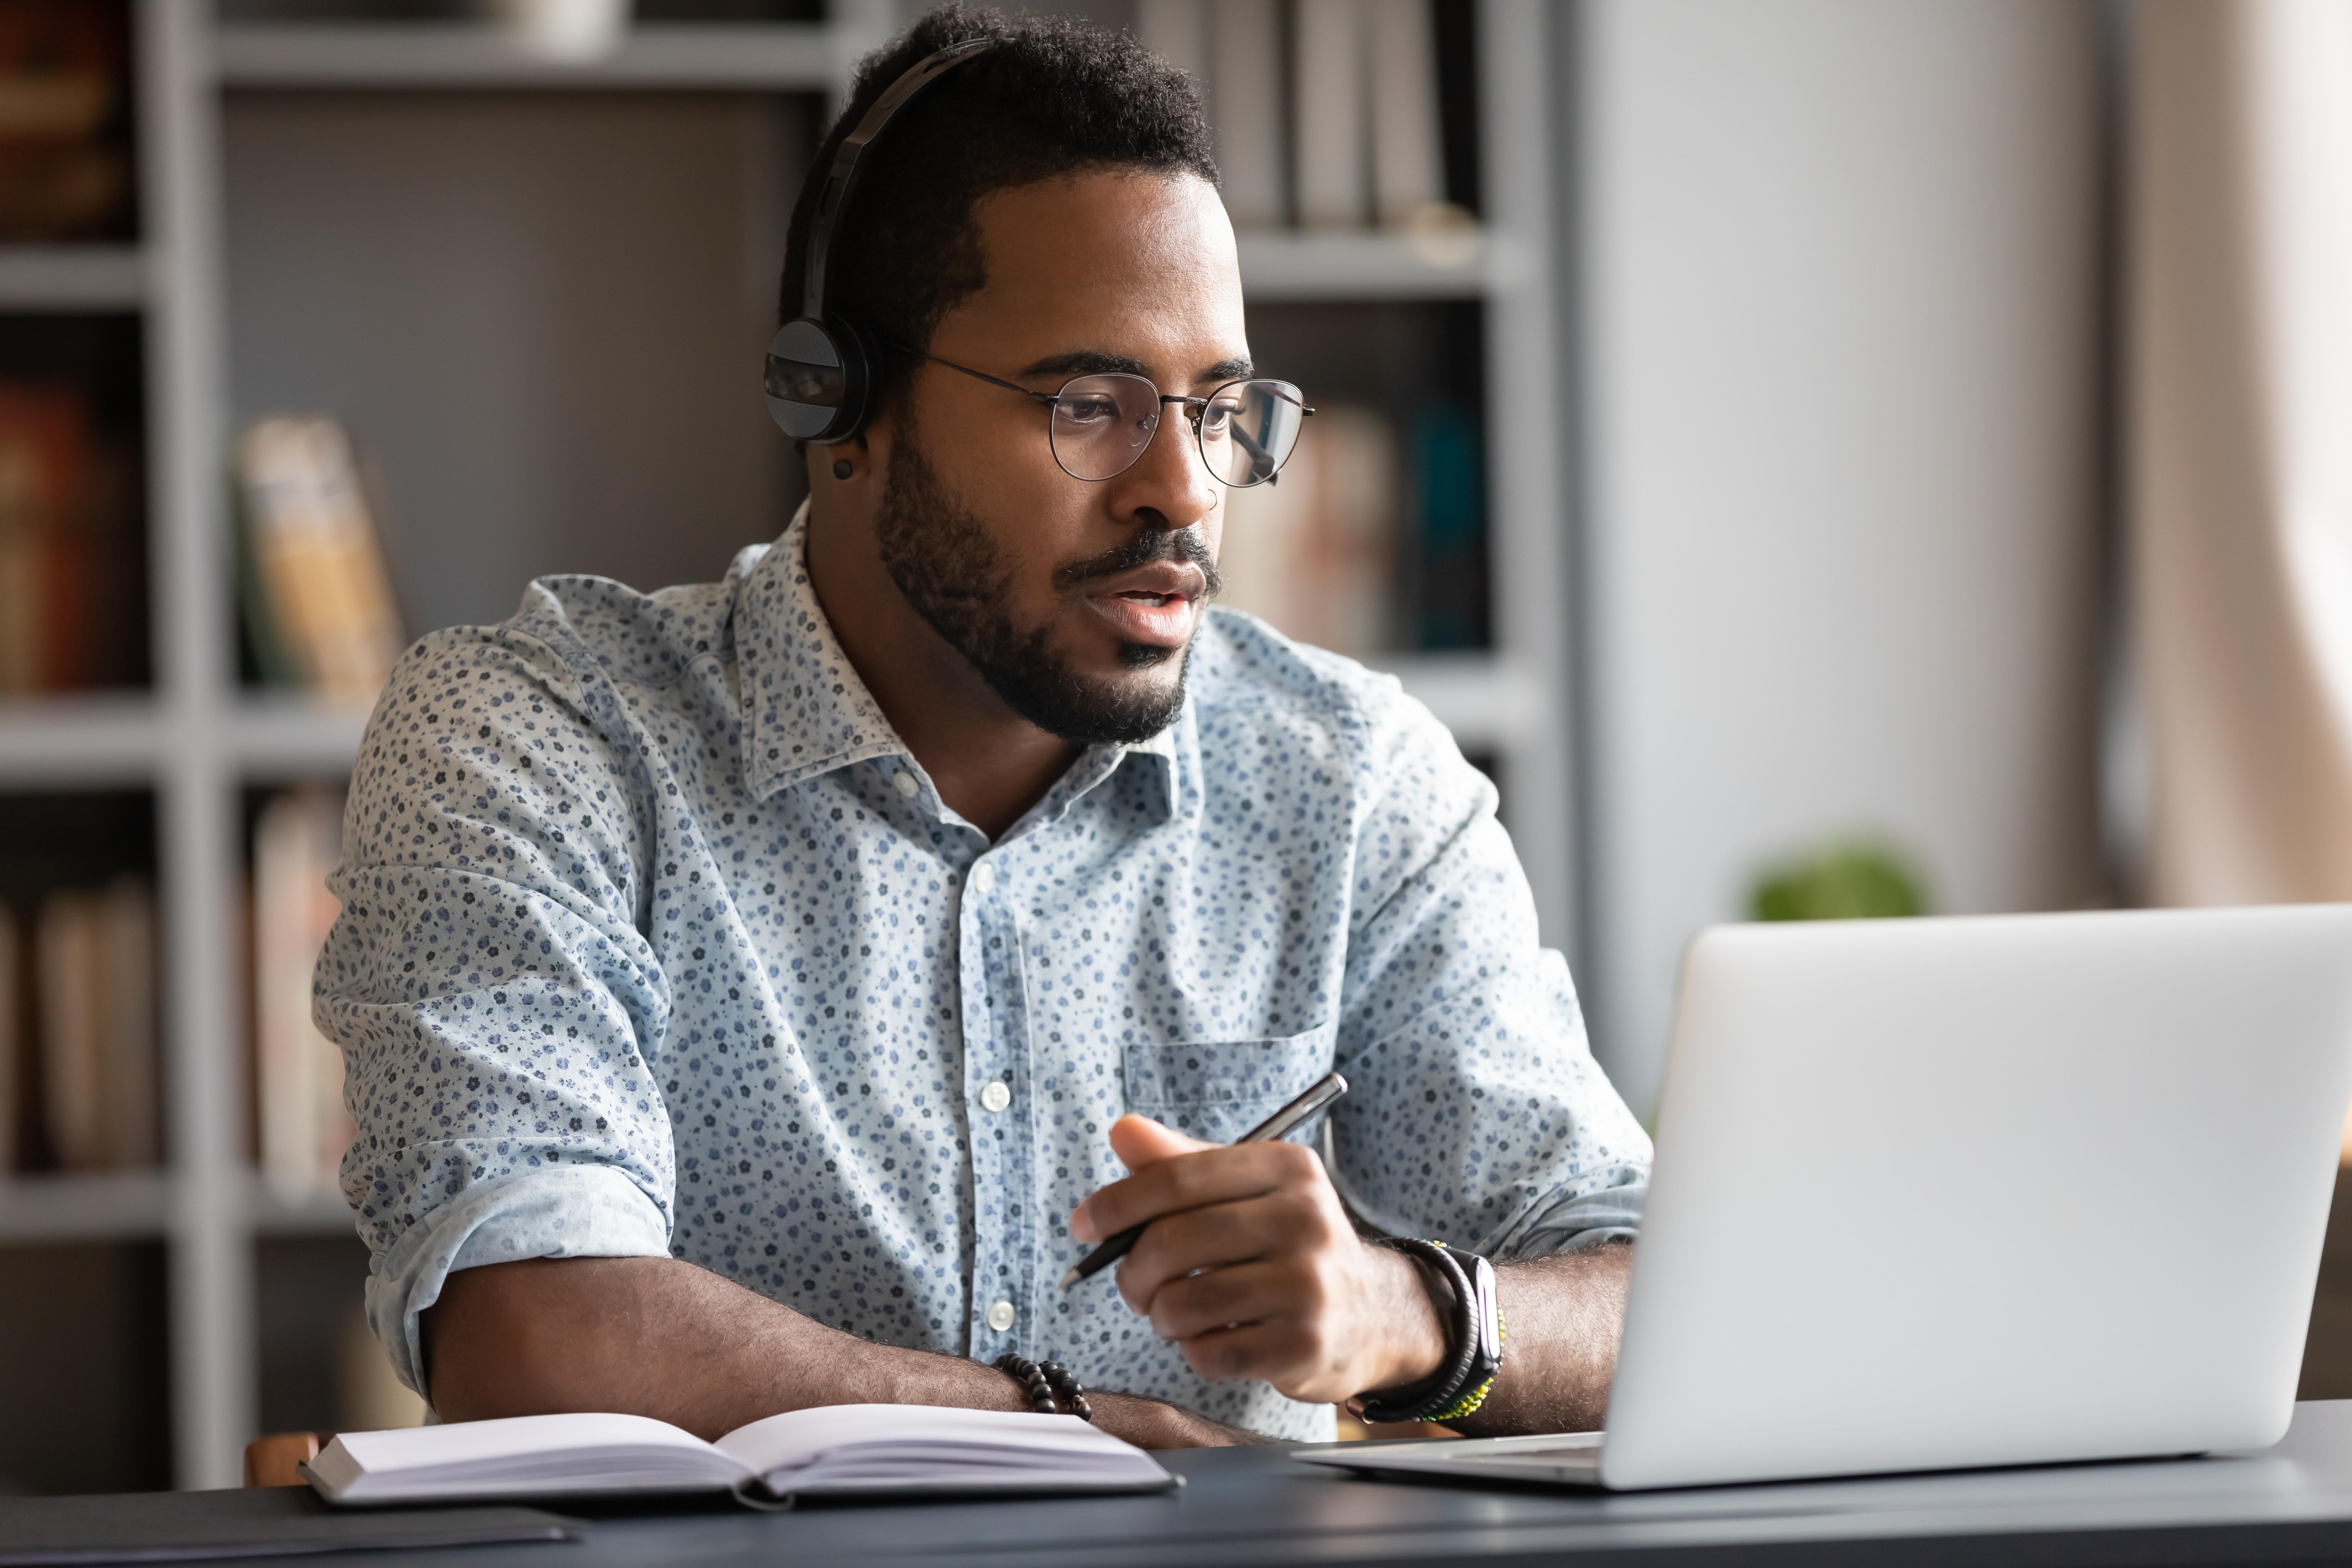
[993,1353,1093,1422]
[1424,1308,1505,1423]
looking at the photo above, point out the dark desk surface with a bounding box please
[70,1401,2352,1567]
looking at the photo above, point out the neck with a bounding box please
[803,495,1079,841]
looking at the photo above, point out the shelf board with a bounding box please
[0,246,149,310]
[249,1179,360,1240]
[231,694,370,776]
[1374,653,1554,750]
[0,693,166,783]
[0,693,368,780]
[0,1171,170,1242]
[1237,231,1514,302]
[214,21,844,91]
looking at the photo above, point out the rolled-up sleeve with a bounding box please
[1328,685,1652,1260]
[315,612,679,1394]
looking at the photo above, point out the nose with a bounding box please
[1115,397,1220,534]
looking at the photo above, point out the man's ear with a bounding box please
[812,431,875,488]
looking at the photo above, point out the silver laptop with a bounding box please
[1301,905,2352,1491]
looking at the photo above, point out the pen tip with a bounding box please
[1057,1267,1081,1291]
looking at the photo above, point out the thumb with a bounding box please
[1107,1112,1214,1171]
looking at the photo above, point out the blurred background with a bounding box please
[2,0,2348,1495]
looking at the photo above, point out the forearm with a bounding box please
[1443,1242,1632,1436]
[423,1256,1258,1448]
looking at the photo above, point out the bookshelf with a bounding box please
[0,0,1572,1492]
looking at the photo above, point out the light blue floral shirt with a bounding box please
[318,506,1650,1441]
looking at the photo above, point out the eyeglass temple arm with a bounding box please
[879,337,1060,407]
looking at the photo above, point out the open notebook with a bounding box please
[303,1405,1178,1508]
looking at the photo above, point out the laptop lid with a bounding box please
[1598,905,2352,1491]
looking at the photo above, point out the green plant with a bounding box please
[1749,840,1929,922]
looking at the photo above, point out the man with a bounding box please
[321,4,1649,1448]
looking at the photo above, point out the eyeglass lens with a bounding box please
[1049,375,1306,488]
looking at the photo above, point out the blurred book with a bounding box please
[0,901,16,1174]
[236,415,405,710]
[0,381,141,697]
[1405,400,1487,651]
[1182,0,1455,239]
[1294,0,1368,229]
[0,1,133,242]
[1208,0,1285,229]
[34,877,156,1171]
[1368,0,1445,227]
[253,784,353,1197]
[1218,405,1397,659]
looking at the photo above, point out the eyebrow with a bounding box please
[1015,349,1259,387]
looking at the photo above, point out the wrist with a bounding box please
[1361,1245,1452,1398]
[1354,1238,1503,1425]
[1090,1390,1257,1449]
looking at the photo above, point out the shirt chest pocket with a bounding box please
[1121,1022,1338,1144]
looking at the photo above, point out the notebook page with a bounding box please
[714,1403,1159,1488]
[329,1412,748,1498]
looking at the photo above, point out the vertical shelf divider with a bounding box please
[1477,0,1576,955]
[138,0,252,1491]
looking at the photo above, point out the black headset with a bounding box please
[763,37,997,444]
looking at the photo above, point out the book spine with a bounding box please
[238,416,406,709]
[98,876,157,1168]
[254,790,319,1191]
[35,888,103,1170]
[1294,0,1369,230]
[1209,0,1286,229]
[0,432,37,696]
[255,785,352,1192]
[1368,0,1445,227]
[0,901,17,1176]
[0,383,95,694]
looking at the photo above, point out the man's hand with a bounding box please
[1069,1114,1449,1405]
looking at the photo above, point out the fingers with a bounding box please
[1105,1113,1214,1169]
[1162,1308,1360,1404]
[1110,1189,1336,1316]
[1073,1137,1323,1245]
[1140,1255,1323,1343]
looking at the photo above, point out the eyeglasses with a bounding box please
[884,340,1312,488]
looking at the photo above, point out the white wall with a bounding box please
[1578,0,2106,1116]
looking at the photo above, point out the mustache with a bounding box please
[1051,526,1222,597]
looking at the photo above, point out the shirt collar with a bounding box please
[738,501,905,799]
[736,502,1183,821]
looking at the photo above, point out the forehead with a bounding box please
[945,170,1246,369]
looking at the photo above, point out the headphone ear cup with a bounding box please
[764,316,874,443]
[826,315,881,442]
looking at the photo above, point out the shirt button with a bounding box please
[972,862,997,894]
[893,771,918,798]
[986,1300,1016,1333]
[979,1080,1011,1114]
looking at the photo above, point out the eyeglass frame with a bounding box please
[877,337,1314,487]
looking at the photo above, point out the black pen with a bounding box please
[1057,1070,1350,1290]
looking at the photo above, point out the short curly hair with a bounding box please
[778,4,1220,420]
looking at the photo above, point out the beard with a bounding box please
[872,421,1219,746]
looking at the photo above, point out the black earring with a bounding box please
[832,458,853,481]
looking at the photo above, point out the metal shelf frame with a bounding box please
[4,0,1573,1491]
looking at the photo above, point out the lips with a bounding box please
[1079,561,1207,648]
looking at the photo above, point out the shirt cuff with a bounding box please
[1485,1168,1649,1261]
[363,1164,673,1398]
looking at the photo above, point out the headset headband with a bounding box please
[801,36,995,322]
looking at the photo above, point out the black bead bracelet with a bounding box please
[993,1353,1093,1422]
